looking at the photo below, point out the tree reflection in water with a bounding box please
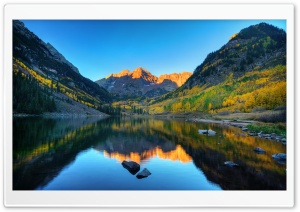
[13,116,286,190]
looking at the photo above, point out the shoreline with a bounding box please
[187,117,286,143]
[13,112,110,118]
[186,117,256,128]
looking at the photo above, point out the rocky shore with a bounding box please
[190,117,286,165]
[189,118,286,144]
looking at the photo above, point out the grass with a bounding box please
[247,122,286,136]
[254,110,286,123]
[209,110,286,137]
[213,112,257,121]
[212,110,286,122]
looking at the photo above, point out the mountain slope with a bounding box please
[96,67,192,99]
[184,22,286,89]
[149,23,286,114]
[13,20,112,115]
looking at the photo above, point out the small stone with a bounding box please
[224,161,238,168]
[253,147,266,154]
[248,132,257,136]
[198,129,216,135]
[272,153,286,164]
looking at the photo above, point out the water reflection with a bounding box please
[13,116,286,190]
[102,145,192,164]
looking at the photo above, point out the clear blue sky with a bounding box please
[21,20,286,81]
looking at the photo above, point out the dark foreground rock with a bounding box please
[253,147,266,154]
[224,161,239,168]
[136,168,151,179]
[121,161,140,175]
[272,153,286,164]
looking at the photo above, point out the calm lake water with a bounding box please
[13,116,286,190]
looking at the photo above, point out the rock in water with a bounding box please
[224,161,239,168]
[272,153,286,164]
[136,168,151,179]
[253,147,266,154]
[198,129,216,135]
[121,160,140,175]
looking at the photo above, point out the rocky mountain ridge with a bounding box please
[157,72,192,87]
[96,67,192,99]
[13,21,80,74]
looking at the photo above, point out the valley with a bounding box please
[13,20,286,121]
[12,20,287,133]
[12,20,288,191]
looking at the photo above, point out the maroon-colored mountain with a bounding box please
[95,67,192,99]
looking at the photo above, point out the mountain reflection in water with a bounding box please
[102,145,192,164]
[13,116,286,190]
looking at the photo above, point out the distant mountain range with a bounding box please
[96,67,192,99]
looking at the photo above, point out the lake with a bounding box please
[13,116,286,190]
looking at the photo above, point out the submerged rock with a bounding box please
[253,147,266,154]
[224,161,238,168]
[249,131,285,142]
[248,132,257,136]
[242,127,248,132]
[198,129,216,135]
[136,168,151,179]
[121,160,140,175]
[272,153,286,164]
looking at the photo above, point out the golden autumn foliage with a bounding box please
[149,65,286,114]
[14,59,103,109]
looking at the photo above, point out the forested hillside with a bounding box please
[13,67,56,114]
[13,20,114,115]
[148,23,286,115]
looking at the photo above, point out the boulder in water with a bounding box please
[272,153,286,164]
[224,161,239,168]
[136,168,151,179]
[253,147,266,154]
[122,160,140,175]
[198,129,216,135]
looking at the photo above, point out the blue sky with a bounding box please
[21,20,286,81]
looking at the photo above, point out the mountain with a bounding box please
[13,20,112,115]
[149,23,286,114]
[184,22,286,89]
[13,21,80,74]
[157,72,192,87]
[96,67,192,99]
